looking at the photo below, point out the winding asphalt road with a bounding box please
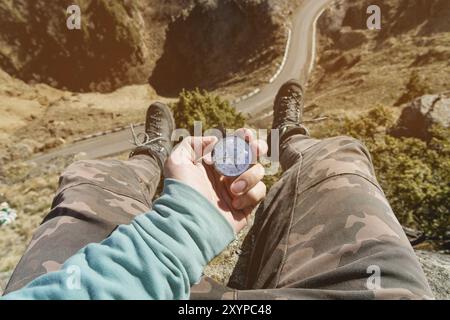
[32,0,333,164]
[237,0,332,115]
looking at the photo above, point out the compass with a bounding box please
[211,136,253,177]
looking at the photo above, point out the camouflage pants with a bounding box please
[4,135,433,299]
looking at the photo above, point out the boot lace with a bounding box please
[130,110,168,152]
[275,90,303,126]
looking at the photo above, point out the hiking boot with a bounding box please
[129,102,175,170]
[272,79,309,142]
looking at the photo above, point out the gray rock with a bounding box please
[416,250,450,300]
[390,92,450,140]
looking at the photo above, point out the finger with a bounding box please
[168,141,194,166]
[232,181,267,210]
[185,136,218,163]
[234,128,256,144]
[169,136,218,167]
[250,139,268,160]
[202,137,218,166]
[230,163,265,195]
[235,129,267,162]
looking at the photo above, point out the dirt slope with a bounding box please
[306,0,450,121]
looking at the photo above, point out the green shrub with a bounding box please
[317,106,449,240]
[171,89,246,134]
[171,90,448,240]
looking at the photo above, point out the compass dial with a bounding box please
[212,136,252,177]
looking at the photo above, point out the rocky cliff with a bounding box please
[0,0,291,95]
[308,0,450,115]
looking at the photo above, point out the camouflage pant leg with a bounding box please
[192,135,433,300]
[4,155,160,294]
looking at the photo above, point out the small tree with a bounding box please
[171,89,246,134]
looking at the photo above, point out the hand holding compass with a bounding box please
[164,129,267,233]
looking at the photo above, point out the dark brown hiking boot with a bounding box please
[272,79,309,141]
[272,80,307,137]
[130,102,175,170]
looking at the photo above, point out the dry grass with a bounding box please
[307,2,450,119]
[0,160,66,272]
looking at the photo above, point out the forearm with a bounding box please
[3,179,235,300]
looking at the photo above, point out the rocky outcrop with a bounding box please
[0,0,288,95]
[325,0,450,38]
[149,0,284,96]
[0,0,147,93]
[390,92,450,141]
[416,251,450,300]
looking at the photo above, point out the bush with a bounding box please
[170,90,449,240]
[317,107,449,240]
[395,70,431,106]
[171,89,246,134]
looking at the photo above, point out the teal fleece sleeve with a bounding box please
[3,179,236,300]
